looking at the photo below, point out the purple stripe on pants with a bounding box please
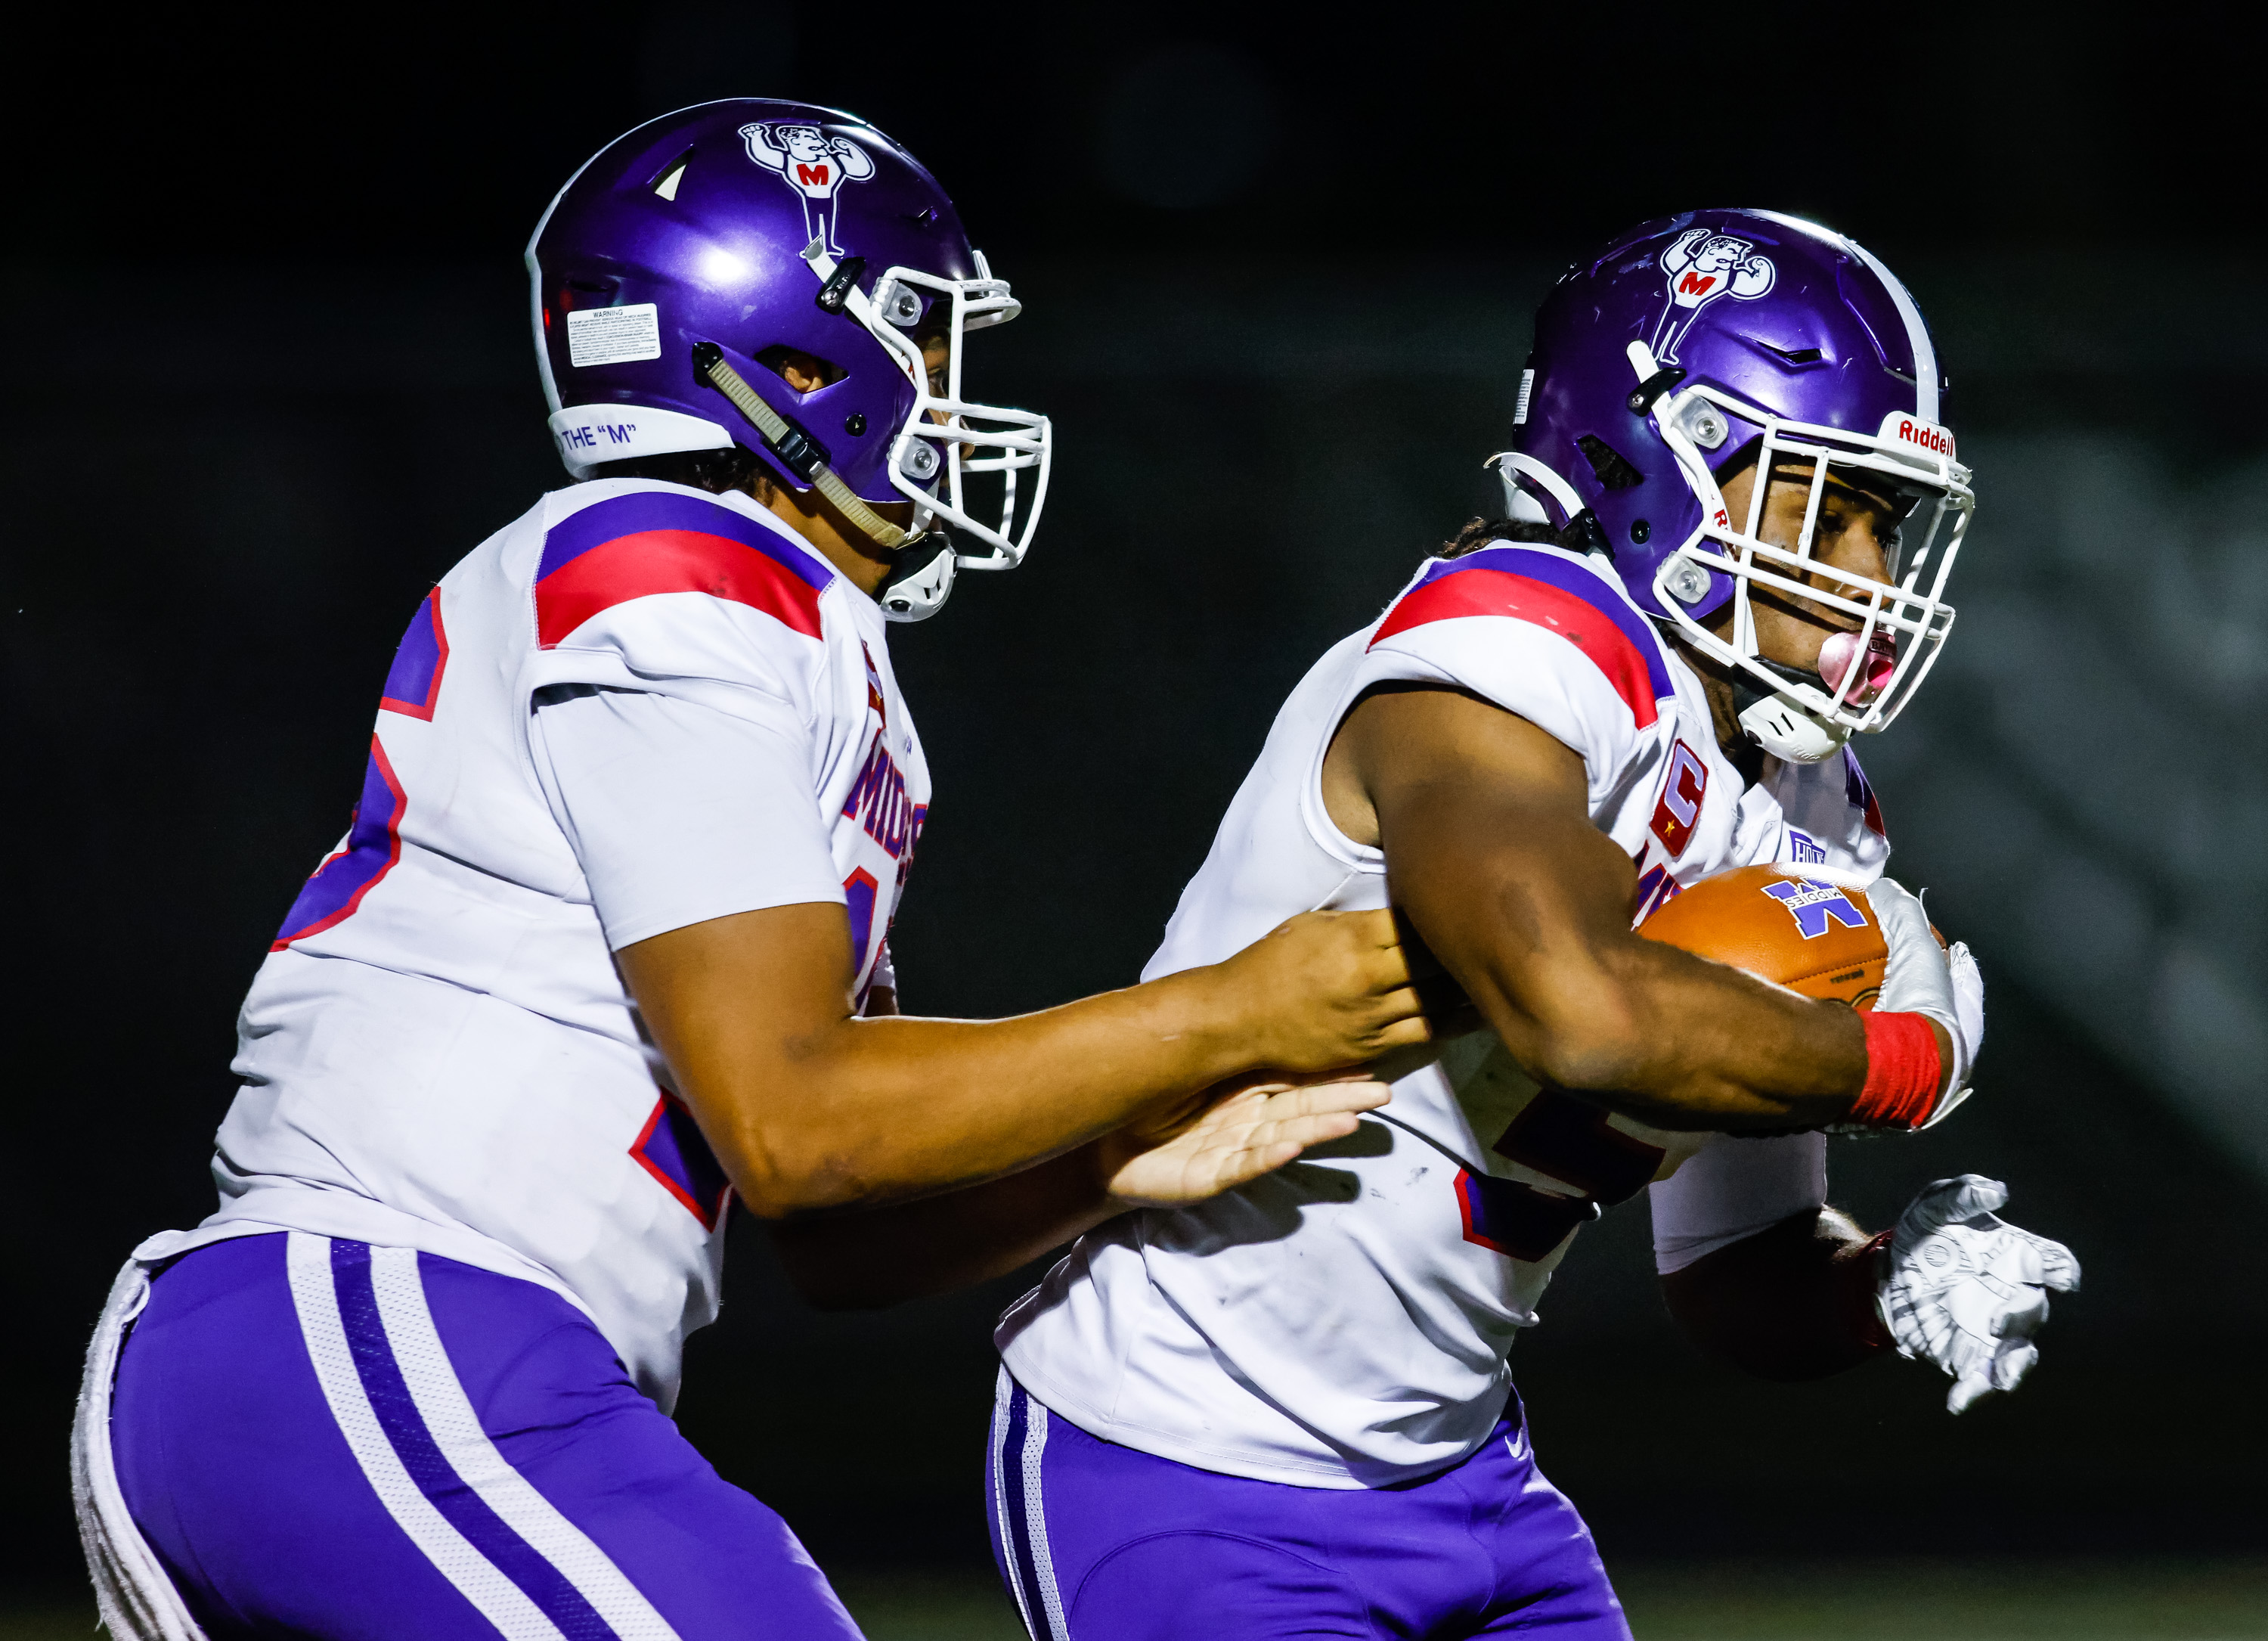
[985,1373,1630,1641]
[327,1239,620,1640]
[997,1386,1047,1631]
[110,1233,863,1640]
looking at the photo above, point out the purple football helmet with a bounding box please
[1497,209,1972,760]
[528,100,1052,620]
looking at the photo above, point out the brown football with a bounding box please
[1638,864,1886,1010]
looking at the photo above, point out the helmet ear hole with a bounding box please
[754,345,846,390]
[1575,434,1644,492]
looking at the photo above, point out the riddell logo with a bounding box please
[1878,411,1956,461]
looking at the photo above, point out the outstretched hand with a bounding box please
[1879,1174,2080,1413]
[1098,1073,1390,1209]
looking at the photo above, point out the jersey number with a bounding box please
[272,592,449,948]
[630,1092,732,1230]
[1648,740,1708,858]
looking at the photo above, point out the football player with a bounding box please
[776,212,2079,1639]
[70,101,1443,1641]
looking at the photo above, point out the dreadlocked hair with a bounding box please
[587,444,770,495]
[1437,514,1598,560]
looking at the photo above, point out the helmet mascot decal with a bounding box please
[528,99,1052,621]
[1498,209,1973,761]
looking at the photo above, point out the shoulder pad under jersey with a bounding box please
[1371,544,1675,729]
[533,486,838,650]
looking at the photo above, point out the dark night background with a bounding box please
[5,3,2266,1630]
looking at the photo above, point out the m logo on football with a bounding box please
[1650,228,1776,361]
[1759,877,1867,939]
[739,122,876,256]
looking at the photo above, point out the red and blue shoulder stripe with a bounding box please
[1371,545,1674,727]
[533,491,835,647]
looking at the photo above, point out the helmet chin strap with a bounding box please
[692,342,953,620]
[692,343,924,554]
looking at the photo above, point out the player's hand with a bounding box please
[1213,909,1439,1072]
[1098,1073,1390,1208]
[1878,1174,2079,1413]
[1869,876,1976,1103]
[1904,935,1988,1128]
[1944,938,1983,1080]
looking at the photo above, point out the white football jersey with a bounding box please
[177,479,928,1411]
[998,542,1887,1487]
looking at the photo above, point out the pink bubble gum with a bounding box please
[1818,628,1897,703]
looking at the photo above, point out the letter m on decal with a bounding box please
[796,162,831,186]
[1679,271,1717,296]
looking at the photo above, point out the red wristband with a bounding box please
[1848,1012,1944,1131]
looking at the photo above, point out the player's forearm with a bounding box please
[769,1146,1120,1309]
[1518,935,1959,1129]
[665,970,1255,1217]
[1380,774,1863,1128]
[1659,1206,1889,1379]
[1531,940,1873,1128]
[1413,876,1870,1129]
[626,903,1420,1218]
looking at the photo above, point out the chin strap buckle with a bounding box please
[1626,366,1689,414]
[691,341,922,555]
[814,255,869,315]
[1622,339,1689,414]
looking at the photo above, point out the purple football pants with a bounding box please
[985,1375,1630,1640]
[110,1232,862,1639]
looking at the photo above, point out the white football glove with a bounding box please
[1919,938,1984,1128]
[1878,1175,2080,1413]
[1853,876,1985,1130]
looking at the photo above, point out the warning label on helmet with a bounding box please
[566,303,662,368]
